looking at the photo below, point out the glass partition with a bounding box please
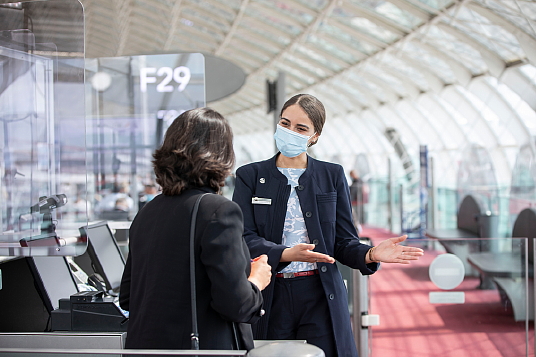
[84,53,206,225]
[368,237,533,357]
[365,178,513,240]
[0,0,86,256]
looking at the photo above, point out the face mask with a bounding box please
[274,124,315,158]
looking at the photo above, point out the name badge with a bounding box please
[252,197,272,205]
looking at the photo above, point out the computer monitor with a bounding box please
[27,256,80,312]
[79,221,126,293]
[0,256,79,332]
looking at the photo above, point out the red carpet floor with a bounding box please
[361,226,534,357]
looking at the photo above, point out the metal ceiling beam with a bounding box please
[235,29,282,53]
[181,8,228,36]
[245,1,339,80]
[417,40,473,86]
[177,24,220,45]
[281,52,334,78]
[315,32,367,61]
[298,42,352,69]
[224,0,453,117]
[245,16,293,41]
[343,0,410,36]
[376,64,421,99]
[115,0,133,56]
[327,20,387,50]
[466,2,536,65]
[359,72,400,103]
[232,33,278,55]
[164,0,184,51]
[251,1,309,27]
[436,21,506,77]
[230,45,270,66]
[388,0,433,21]
[398,53,444,93]
[189,0,236,21]
[215,0,249,56]
[281,0,319,18]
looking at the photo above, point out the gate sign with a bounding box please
[87,53,205,115]
[140,66,192,93]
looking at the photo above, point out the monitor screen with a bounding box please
[79,221,125,292]
[27,256,79,311]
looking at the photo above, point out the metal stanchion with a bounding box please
[352,238,379,357]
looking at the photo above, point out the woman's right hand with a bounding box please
[248,254,271,291]
[280,243,335,264]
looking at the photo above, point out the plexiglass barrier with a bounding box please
[364,237,533,357]
[84,53,206,225]
[0,0,87,256]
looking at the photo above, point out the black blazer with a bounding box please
[120,187,264,351]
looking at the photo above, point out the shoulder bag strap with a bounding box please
[190,193,208,350]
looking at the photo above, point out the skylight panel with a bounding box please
[348,17,399,43]
[347,71,389,102]
[365,66,408,96]
[425,26,487,75]
[304,36,355,67]
[379,53,430,90]
[453,7,525,63]
[401,42,456,83]
[482,0,536,37]
[411,0,454,10]
[358,0,422,28]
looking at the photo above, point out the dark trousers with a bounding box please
[267,274,337,357]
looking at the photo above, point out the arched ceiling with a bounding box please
[5,0,536,186]
[79,0,536,114]
[78,0,536,186]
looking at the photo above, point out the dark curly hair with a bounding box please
[152,107,235,196]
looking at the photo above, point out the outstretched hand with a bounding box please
[370,235,424,264]
[281,243,335,264]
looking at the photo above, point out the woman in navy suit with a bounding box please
[232,94,424,357]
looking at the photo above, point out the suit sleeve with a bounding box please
[333,165,378,274]
[199,199,264,323]
[233,166,290,273]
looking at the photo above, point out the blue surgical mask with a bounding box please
[274,124,315,158]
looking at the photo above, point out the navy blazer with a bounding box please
[233,154,378,357]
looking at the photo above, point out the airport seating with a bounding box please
[468,208,535,321]
[426,194,497,277]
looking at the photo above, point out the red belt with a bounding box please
[276,269,319,278]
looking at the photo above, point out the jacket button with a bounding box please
[297,185,304,191]
[321,266,327,273]
[312,239,319,245]
[329,294,334,300]
[305,211,312,218]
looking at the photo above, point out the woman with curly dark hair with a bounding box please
[120,107,271,351]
